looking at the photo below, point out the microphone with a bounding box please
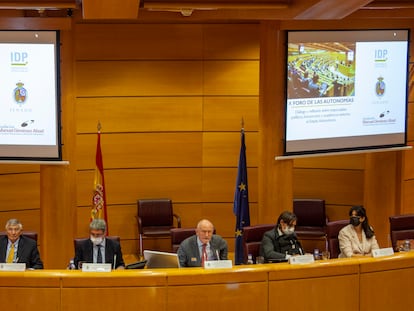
[216,249,220,261]
[113,254,117,270]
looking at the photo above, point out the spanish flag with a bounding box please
[91,122,108,232]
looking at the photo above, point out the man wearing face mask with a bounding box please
[74,219,125,269]
[260,211,304,262]
[338,205,379,258]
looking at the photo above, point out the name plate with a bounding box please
[289,254,315,265]
[81,263,112,272]
[0,263,26,271]
[372,247,394,258]
[204,260,233,269]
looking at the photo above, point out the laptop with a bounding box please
[143,250,180,268]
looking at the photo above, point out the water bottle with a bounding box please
[67,259,76,270]
[247,254,254,264]
[313,248,320,260]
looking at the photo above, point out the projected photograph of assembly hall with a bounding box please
[287,42,356,99]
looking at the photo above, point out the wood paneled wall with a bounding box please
[74,23,260,255]
[0,17,413,266]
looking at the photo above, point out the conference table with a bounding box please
[1,251,414,311]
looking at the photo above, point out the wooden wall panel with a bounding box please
[0,209,40,233]
[0,173,40,210]
[76,133,203,170]
[0,164,39,174]
[75,24,203,60]
[203,24,260,59]
[76,97,203,133]
[203,132,258,167]
[76,168,203,206]
[76,61,203,97]
[203,97,259,131]
[204,60,259,95]
[293,168,364,205]
[294,154,365,170]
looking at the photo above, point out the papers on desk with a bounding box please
[81,263,112,272]
[204,260,233,269]
[372,247,394,258]
[289,254,315,265]
[0,263,26,271]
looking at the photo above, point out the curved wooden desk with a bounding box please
[0,252,413,311]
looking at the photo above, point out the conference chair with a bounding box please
[73,235,121,252]
[0,231,38,242]
[389,214,414,251]
[242,224,274,264]
[170,228,196,252]
[137,198,181,257]
[170,227,217,252]
[293,198,328,239]
[326,220,348,258]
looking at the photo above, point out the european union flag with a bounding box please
[233,128,250,265]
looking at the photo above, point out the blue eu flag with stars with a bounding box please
[233,128,250,265]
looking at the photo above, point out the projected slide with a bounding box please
[285,30,409,155]
[0,31,60,160]
[0,44,57,145]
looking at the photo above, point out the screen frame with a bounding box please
[0,30,62,162]
[283,28,410,157]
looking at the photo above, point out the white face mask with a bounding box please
[282,226,295,235]
[90,236,103,246]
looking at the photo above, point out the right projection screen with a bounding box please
[285,29,409,156]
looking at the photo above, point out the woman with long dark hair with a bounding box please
[338,205,379,257]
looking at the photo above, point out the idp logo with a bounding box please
[11,52,28,66]
[375,49,388,63]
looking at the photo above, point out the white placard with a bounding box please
[372,247,394,258]
[0,263,26,271]
[81,263,112,272]
[204,260,233,269]
[289,254,315,265]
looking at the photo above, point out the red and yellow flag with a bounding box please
[91,123,108,232]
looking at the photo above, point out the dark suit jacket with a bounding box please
[0,235,43,269]
[177,235,228,267]
[74,238,125,269]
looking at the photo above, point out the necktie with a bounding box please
[7,243,15,263]
[201,244,207,267]
[97,245,103,263]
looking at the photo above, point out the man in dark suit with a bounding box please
[74,219,125,269]
[0,218,43,269]
[177,219,228,267]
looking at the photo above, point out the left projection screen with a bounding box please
[0,30,61,161]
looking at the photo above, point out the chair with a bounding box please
[170,228,196,252]
[389,214,414,251]
[170,227,216,252]
[293,199,328,238]
[73,235,121,251]
[326,220,348,258]
[0,231,38,242]
[242,224,274,264]
[137,198,181,257]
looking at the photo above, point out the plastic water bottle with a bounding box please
[67,259,76,270]
[247,254,254,264]
[313,248,320,260]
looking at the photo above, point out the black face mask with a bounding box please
[350,216,360,227]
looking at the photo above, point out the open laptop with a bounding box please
[143,250,180,268]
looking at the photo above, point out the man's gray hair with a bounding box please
[5,218,23,230]
[89,218,106,232]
